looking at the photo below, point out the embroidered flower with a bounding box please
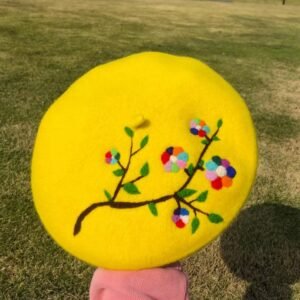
[172,208,189,228]
[190,118,210,137]
[105,148,121,165]
[161,147,189,173]
[205,156,236,190]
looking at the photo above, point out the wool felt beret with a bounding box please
[31,52,257,270]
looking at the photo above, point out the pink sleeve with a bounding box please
[89,262,189,300]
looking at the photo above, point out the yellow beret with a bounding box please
[31,52,257,270]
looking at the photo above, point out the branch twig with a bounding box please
[176,127,219,192]
[117,161,125,170]
[132,147,142,156]
[73,194,173,235]
[73,193,209,235]
[122,175,144,186]
[111,137,133,201]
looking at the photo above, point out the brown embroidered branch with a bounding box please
[132,146,143,156]
[111,137,133,201]
[117,160,125,170]
[73,126,220,236]
[122,175,144,186]
[73,194,174,235]
[174,194,209,217]
[73,193,210,235]
[177,127,219,193]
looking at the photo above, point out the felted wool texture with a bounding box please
[31,52,258,270]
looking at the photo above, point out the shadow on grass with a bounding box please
[221,203,300,300]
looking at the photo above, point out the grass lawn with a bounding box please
[0,0,299,299]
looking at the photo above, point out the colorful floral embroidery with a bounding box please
[172,208,190,228]
[161,147,189,173]
[105,149,120,165]
[190,118,210,137]
[74,118,234,236]
[205,156,236,190]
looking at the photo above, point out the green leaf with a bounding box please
[191,217,200,234]
[104,190,112,201]
[115,152,121,161]
[113,169,124,177]
[197,190,208,202]
[124,126,134,138]
[201,139,209,145]
[217,119,223,128]
[123,182,140,194]
[208,213,223,223]
[148,202,158,216]
[140,135,149,148]
[213,136,220,141]
[198,160,204,168]
[176,189,197,198]
[140,162,149,177]
[187,163,195,176]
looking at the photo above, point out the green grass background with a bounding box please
[0,0,299,299]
